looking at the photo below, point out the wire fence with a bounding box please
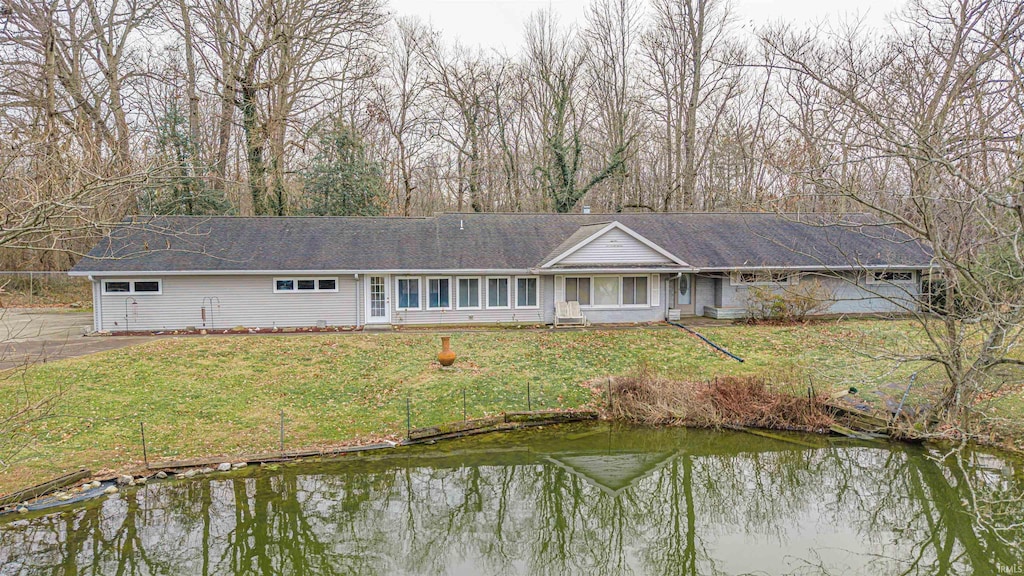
[0,271,91,307]
[134,377,584,467]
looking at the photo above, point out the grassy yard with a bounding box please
[1,319,1018,494]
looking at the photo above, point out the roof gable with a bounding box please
[541,221,688,268]
[545,451,678,496]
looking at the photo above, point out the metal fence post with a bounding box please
[406,398,411,439]
[140,422,148,467]
[279,410,285,451]
[462,389,467,422]
[527,381,532,412]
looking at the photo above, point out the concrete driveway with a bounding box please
[0,309,154,370]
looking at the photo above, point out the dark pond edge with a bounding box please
[0,410,599,518]
[5,407,1017,520]
[0,469,91,508]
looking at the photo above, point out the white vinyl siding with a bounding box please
[559,227,673,265]
[714,271,923,316]
[98,275,357,331]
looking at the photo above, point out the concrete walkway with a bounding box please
[0,309,154,370]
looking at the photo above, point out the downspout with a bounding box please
[669,272,682,319]
[354,273,361,329]
[89,275,101,333]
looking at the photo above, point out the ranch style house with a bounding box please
[69,212,934,332]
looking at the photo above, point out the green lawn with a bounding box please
[0,319,1014,493]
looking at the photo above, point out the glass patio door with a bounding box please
[365,275,391,323]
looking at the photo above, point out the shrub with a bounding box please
[744,278,834,322]
[600,368,834,432]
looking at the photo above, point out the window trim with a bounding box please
[426,276,453,310]
[564,276,592,307]
[102,279,163,296]
[562,275,654,309]
[621,275,650,307]
[395,276,422,311]
[485,276,511,310]
[456,276,482,310]
[273,277,340,293]
[730,271,797,286]
[866,270,916,285]
[590,276,621,309]
[515,276,539,309]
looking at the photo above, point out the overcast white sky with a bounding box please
[387,0,900,51]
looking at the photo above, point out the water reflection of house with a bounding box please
[546,451,678,496]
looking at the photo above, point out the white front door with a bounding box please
[365,275,391,324]
[677,274,692,306]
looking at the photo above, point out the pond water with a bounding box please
[2,423,1023,575]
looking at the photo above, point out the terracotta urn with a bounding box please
[437,336,457,367]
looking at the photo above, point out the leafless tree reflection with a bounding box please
[1,426,1021,575]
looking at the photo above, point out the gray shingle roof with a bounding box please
[69,213,933,274]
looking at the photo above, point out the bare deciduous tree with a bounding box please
[763,0,1024,428]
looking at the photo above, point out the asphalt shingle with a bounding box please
[70,213,933,274]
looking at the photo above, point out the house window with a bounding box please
[593,277,619,306]
[457,277,481,309]
[562,276,654,308]
[428,277,451,309]
[565,277,591,305]
[730,272,795,286]
[622,276,648,305]
[487,277,510,308]
[104,281,130,293]
[102,279,163,295]
[396,277,421,310]
[274,277,339,293]
[516,277,538,308]
[868,271,915,284]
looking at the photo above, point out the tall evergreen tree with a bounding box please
[302,120,387,216]
[138,102,231,215]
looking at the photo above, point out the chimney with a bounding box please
[582,205,591,214]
